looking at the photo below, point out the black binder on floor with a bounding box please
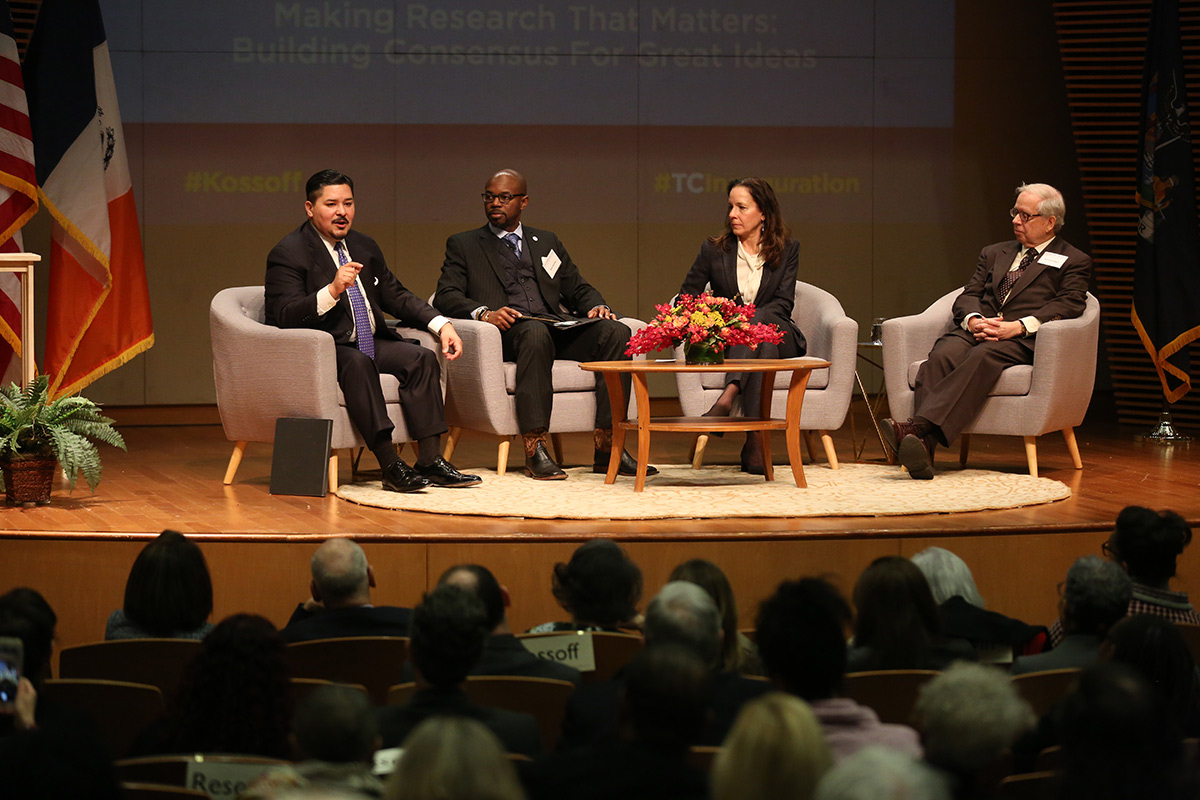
[270,417,333,497]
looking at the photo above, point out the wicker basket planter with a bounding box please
[1,456,57,506]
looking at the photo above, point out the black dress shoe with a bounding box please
[881,418,922,458]
[416,457,482,488]
[381,460,430,493]
[898,433,935,480]
[525,440,567,480]
[592,449,659,476]
[740,439,766,475]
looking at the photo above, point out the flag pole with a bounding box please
[1143,395,1191,442]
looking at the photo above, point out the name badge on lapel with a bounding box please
[1037,252,1067,269]
[542,249,562,279]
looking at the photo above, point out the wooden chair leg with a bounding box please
[820,432,839,469]
[328,453,339,493]
[223,441,247,485]
[551,433,564,465]
[692,434,710,470]
[803,431,817,463]
[1024,436,1038,478]
[497,437,511,477]
[1062,427,1083,469]
[959,434,970,467]
[443,427,462,460]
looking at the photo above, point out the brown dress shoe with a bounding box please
[881,418,922,458]
[898,433,936,480]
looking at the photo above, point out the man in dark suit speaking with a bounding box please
[265,169,479,492]
[883,182,1092,479]
[434,169,655,480]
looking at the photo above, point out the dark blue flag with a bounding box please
[1134,0,1200,403]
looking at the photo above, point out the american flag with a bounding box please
[0,0,36,385]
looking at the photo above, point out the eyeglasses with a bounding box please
[482,192,525,204]
[1009,208,1043,223]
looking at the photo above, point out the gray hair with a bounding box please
[914,662,1036,775]
[815,746,952,800]
[911,547,985,608]
[311,538,370,604]
[644,581,722,667]
[1016,182,1065,232]
[1063,554,1133,636]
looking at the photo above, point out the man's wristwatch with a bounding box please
[1019,320,1029,338]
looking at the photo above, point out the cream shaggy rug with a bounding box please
[334,464,1071,520]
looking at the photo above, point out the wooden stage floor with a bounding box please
[2,398,1199,659]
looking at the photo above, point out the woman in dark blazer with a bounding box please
[678,177,806,473]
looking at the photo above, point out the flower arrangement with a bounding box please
[625,292,784,361]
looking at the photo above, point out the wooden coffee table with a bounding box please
[580,357,832,491]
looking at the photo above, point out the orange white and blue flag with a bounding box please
[0,0,36,386]
[23,0,152,397]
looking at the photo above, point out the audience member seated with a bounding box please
[1010,555,1131,675]
[0,588,101,741]
[847,556,976,672]
[911,546,1047,662]
[1012,613,1200,772]
[523,644,712,800]
[0,726,123,800]
[814,746,951,800]
[282,538,411,643]
[528,539,642,633]
[1049,506,1200,646]
[1056,662,1195,800]
[755,577,922,760]
[106,530,215,641]
[558,581,770,750]
[131,613,292,758]
[712,692,833,800]
[438,563,581,685]
[913,662,1035,800]
[384,716,526,800]
[242,684,385,799]
[376,584,541,757]
[669,558,763,675]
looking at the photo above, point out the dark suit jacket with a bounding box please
[434,225,608,320]
[678,239,806,354]
[952,236,1092,350]
[280,603,412,643]
[558,669,770,750]
[474,634,583,685]
[376,685,542,756]
[265,222,438,338]
[1009,633,1101,676]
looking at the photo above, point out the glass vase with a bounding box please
[684,342,724,365]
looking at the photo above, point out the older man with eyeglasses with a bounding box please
[882,182,1092,479]
[434,169,655,480]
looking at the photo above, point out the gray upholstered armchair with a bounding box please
[675,280,858,469]
[209,286,442,489]
[439,316,648,475]
[881,289,1100,477]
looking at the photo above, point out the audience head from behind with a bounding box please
[166,612,292,759]
[0,587,57,686]
[1106,506,1192,587]
[291,684,379,764]
[1057,661,1190,800]
[119,529,214,638]
[437,563,507,633]
[911,547,985,608]
[814,746,951,800]
[669,558,749,673]
[409,584,488,688]
[1061,554,1133,637]
[852,556,942,670]
[755,577,852,701]
[643,580,723,669]
[620,642,714,749]
[550,538,643,629]
[712,692,833,800]
[912,662,1035,795]
[1103,614,1199,739]
[383,716,524,800]
[311,538,374,610]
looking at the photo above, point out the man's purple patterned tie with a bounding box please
[999,247,1039,303]
[336,242,375,360]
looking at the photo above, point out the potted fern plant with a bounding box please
[0,375,126,505]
